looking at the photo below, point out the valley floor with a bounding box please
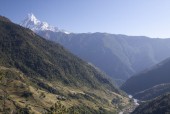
[119,97,139,114]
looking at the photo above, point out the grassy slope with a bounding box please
[0,17,130,113]
[0,67,128,113]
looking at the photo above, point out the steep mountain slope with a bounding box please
[21,14,170,83]
[1,17,115,90]
[132,93,170,114]
[134,83,170,101]
[36,31,170,81]
[121,57,170,99]
[0,16,130,113]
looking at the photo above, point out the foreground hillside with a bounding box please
[0,16,130,113]
[121,57,170,100]
[132,93,170,114]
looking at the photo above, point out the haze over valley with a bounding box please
[1,1,170,114]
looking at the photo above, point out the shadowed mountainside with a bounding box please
[132,93,170,114]
[36,31,170,83]
[121,57,170,100]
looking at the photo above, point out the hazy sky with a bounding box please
[1,0,170,38]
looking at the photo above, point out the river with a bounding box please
[119,95,139,114]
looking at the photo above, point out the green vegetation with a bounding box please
[45,101,68,114]
[45,102,115,114]
[68,105,115,114]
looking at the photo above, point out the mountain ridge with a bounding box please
[20,14,170,83]
[133,83,170,101]
[36,31,170,81]
[121,57,170,100]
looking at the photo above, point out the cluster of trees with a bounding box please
[0,71,9,114]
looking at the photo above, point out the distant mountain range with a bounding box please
[0,15,128,113]
[21,14,170,84]
[121,57,170,100]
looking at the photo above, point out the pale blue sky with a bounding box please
[1,0,170,38]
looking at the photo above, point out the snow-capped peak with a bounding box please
[27,13,40,24]
[20,13,69,33]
